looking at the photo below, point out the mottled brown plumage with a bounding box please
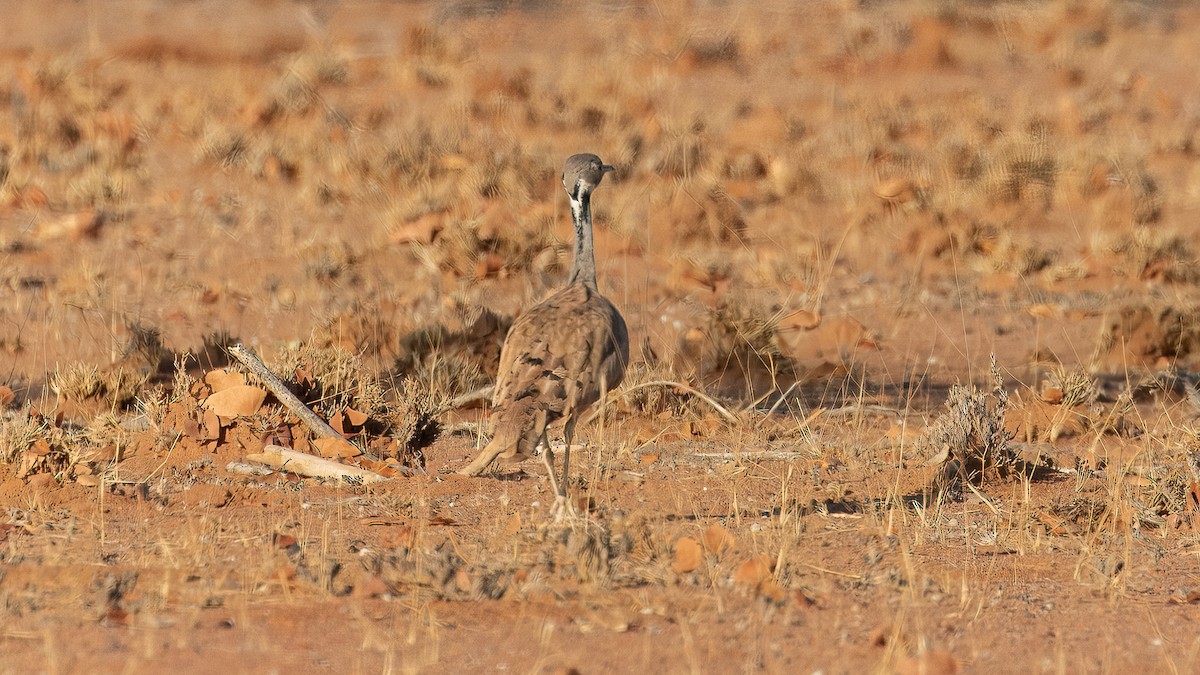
[459,154,628,516]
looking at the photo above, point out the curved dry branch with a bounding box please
[587,380,739,426]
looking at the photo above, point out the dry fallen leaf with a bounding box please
[734,555,773,587]
[345,407,369,426]
[1040,386,1065,404]
[672,537,703,574]
[273,533,298,550]
[204,369,246,393]
[503,512,523,536]
[329,411,347,435]
[701,524,734,555]
[0,385,14,408]
[203,385,267,418]
[311,437,361,459]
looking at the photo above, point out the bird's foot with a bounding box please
[550,494,580,523]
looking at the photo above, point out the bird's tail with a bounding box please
[457,401,544,476]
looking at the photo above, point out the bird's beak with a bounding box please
[601,164,615,174]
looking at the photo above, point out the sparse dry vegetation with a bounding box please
[4,0,1200,672]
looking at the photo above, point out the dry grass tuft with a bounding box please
[923,356,1017,485]
[50,363,148,413]
[268,344,388,421]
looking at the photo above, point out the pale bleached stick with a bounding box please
[246,445,387,483]
[227,343,383,463]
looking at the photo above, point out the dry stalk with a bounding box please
[229,343,384,463]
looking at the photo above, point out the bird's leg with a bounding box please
[539,426,560,500]
[457,442,505,476]
[540,426,572,520]
[560,417,577,504]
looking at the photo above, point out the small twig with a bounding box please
[228,343,383,463]
[798,561,862,579]
[225,461,277,477]
[764,381,801,417]
[819,404,902,418]
[586,380,739,425]
[690,451,811,461]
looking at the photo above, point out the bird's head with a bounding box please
[562,153,615,203]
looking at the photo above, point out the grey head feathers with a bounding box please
[562,153,615,201]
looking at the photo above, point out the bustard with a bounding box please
[458,153,629,517]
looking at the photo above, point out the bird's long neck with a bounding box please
[566,191,597,290]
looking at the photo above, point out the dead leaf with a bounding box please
[345,407,369,426]
[758,578,787,604]
[0,385,14,408]
[204,369,246,393]
[203,385,267,418]
[701,524,734,555]
[0,523,26,543]
[353,574,392,599]
[389,213,443,245]
[103,607,131,627]
[30,439,52,456]
[329,411,346,435]
[503,512,522,536]
[672,537,703,574]
[311,437,361,459]
[734,556,773,587]
[201,408,221,439]
[273,533,298,550]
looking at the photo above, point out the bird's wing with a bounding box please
[491,285,628,421]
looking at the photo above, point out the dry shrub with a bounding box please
[269,344,387,421]
[700,290,799,399]
[617,362,710,420]
[388,377,440,460]
[1106,229,1199,283]
[651,114,707,178]
[265,344,440,462]
[923,357,1018,484]
[50,363,148,413]
[653,180,746,246]
[310,303,400,360]
[0,411,41,465]
[301,240,360,284]
[1043,366,1099,409]
[1093,305,1200,371]
[407,149,561,278]
[393,307,511,399]
[0,407,98,479]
